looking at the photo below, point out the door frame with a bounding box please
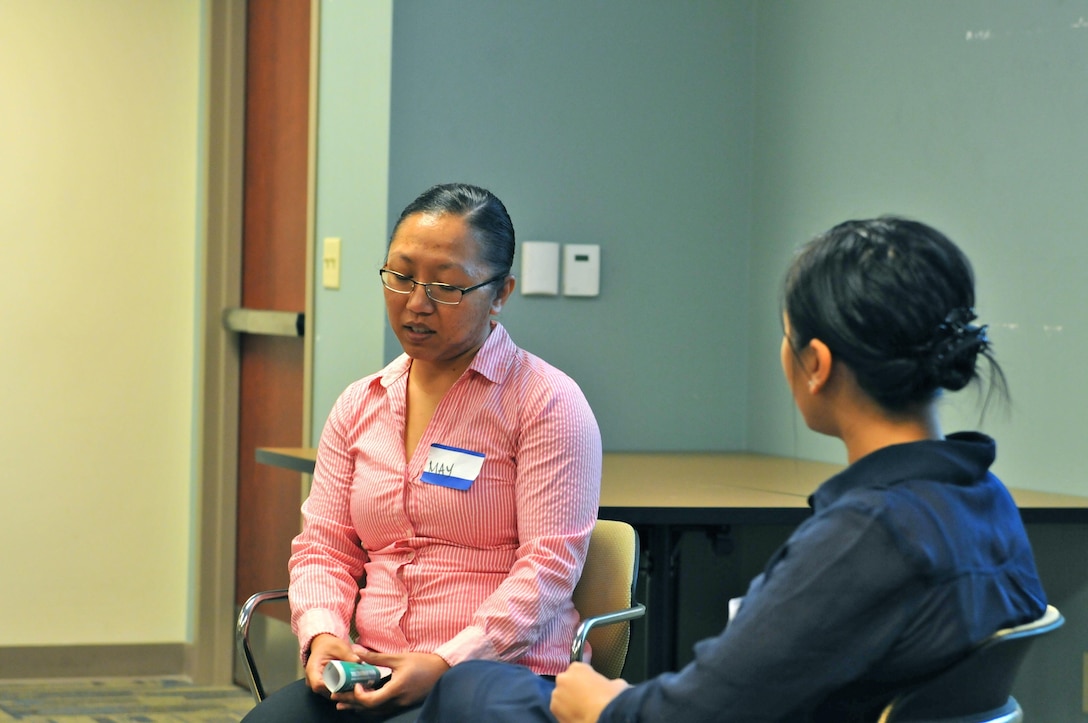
[189,0,318,684]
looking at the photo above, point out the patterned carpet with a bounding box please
[0,678,255,722]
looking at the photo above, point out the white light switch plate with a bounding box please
[322,237,341,290]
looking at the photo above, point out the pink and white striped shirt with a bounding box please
[289,323,602,674]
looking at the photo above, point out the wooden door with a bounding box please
[233,0,312,687]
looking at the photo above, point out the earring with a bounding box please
[807,379,817,391]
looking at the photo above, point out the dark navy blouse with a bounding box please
[602,432,1047,722]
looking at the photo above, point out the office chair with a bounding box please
[236,587,290,702]
[568,519,647,679]
[877,604,1064,723]
[236,519,646,702]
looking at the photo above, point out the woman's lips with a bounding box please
[402,324,435,344]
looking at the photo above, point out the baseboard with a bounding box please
[0,643,187,680]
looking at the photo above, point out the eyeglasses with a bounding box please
[379,268,507,305]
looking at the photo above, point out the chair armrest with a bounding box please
[570,603,646,665]
[236,589,290,703]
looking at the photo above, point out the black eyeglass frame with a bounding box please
[378,268,507,305]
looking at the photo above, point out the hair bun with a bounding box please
[924,307,989,391]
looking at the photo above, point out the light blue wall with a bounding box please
[744,6,1088,715]
[311,1,392,439]
[313,0,1088,475]
[383,0,756,452]
[746,1,1088,499]
[314,0,757,452]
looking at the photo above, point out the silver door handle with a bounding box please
[222,308,305,337]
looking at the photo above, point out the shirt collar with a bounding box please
[810,432,997,511]
[379,321,514,388]
[464,321,515,384]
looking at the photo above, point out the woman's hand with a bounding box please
[304,633,361,696]
[330,651,450,714]
[550,662,630,723]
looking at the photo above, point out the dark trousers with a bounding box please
[240,679,422,723]
[416,660,558,722]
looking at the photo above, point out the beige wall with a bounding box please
[0,0,201,646]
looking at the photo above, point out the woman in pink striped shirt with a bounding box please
[241,183,602,723]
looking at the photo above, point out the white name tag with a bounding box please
[420,443,485,491]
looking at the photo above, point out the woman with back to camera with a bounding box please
[419,216,1047,722]
[241,183,602,723]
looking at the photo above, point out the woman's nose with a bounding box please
[405,282,434,311]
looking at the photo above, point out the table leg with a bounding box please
[640,523,683,677]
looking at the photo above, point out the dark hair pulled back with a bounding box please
[392,183,515,276]
[782,216,1006,412]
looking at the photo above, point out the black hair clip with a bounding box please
[937,307,978,336]
[932,307,988,368]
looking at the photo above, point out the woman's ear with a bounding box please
[490,275,516,315]
[806,338,833,394]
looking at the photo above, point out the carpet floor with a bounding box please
[0,677,255,722]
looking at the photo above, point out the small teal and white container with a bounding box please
[322,661,392,693]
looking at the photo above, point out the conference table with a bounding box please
[256,446,1088,677]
